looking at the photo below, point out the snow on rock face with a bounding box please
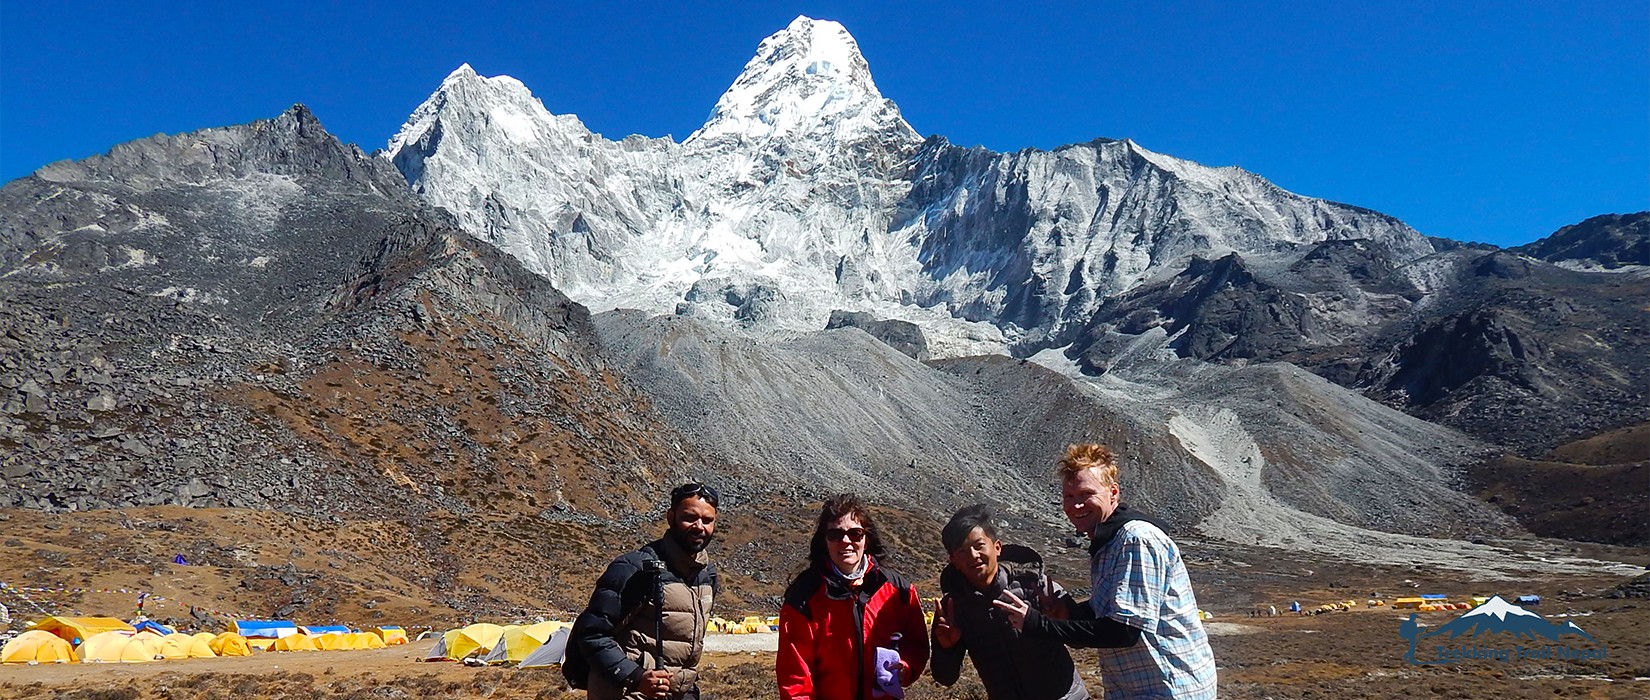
[384,17,1434,357]
[687,16,918,148]
[893,138,1436,348]
[386,64,680,283]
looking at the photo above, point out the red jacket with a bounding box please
[777,559,930,700]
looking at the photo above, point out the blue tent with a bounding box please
[1419,594,1448,600]
[1515,595,1541,606]
[131,619,175,635]
[233,619,300,638]
[302,625,352,635]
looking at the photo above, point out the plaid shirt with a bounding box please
[1089,520,1218,699]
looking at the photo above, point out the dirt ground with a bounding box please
[5,590,1647,700]
[4,505,1648,698]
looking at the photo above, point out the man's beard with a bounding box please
[670,527,713,553]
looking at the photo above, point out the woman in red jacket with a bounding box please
[778,493,929,700]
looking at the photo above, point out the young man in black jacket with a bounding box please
[930,504,1089,700]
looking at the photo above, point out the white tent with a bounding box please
[517,628,571,669]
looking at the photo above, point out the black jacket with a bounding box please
[930,544,1089,700]
[571,536,718,699]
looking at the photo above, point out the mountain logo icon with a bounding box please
[1399,595,1607,665]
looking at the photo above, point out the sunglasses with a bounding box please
[671,482,720,508]
[826,527,868,543]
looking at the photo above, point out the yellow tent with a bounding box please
[191,632,218,645]
[427,623,505,661]
[311,633,351,651]
[272,634,317,652]
[155,633,216,659]
[484,621,565,665]
[373,626,409,645]
[78,631,156,663]
[2,630,77,664]
[209,633,254,657]
[30,616,134,646]
[348,632,388,650]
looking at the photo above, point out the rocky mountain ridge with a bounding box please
[384,16,1431,358]
[0,105,718,523]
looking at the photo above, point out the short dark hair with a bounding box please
[808,493,888,570]
[670,482,720,509]
[941,504,999,553]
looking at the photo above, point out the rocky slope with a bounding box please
[1467,422,1649,547]
[0,105,714,523]
[1512,212,1649,270]
[1065,236,1650,451]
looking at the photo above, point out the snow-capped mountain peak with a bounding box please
[686,15,918,147]
[384,17,1434,358]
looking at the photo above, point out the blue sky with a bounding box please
[2,1,1644,246]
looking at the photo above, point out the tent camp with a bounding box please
[78,631,157,663]
[483,622,567,665]
[2,630,77,664]
[155,633,216,660]
[373,626,408,645]
[426,623,505,661]
[272,634,318,652]
[208,632,254,657]
[234,619,299,640]
[516,628,571,669]
[131,620,175,636]
[30,617,134,646]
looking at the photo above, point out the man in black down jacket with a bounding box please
[570,483,720,699]
[930,504,1089,700]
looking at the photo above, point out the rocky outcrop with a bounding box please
[824,310,929,360]
[1512,212,1649,270]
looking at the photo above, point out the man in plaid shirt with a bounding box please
[995,444,1217,699]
